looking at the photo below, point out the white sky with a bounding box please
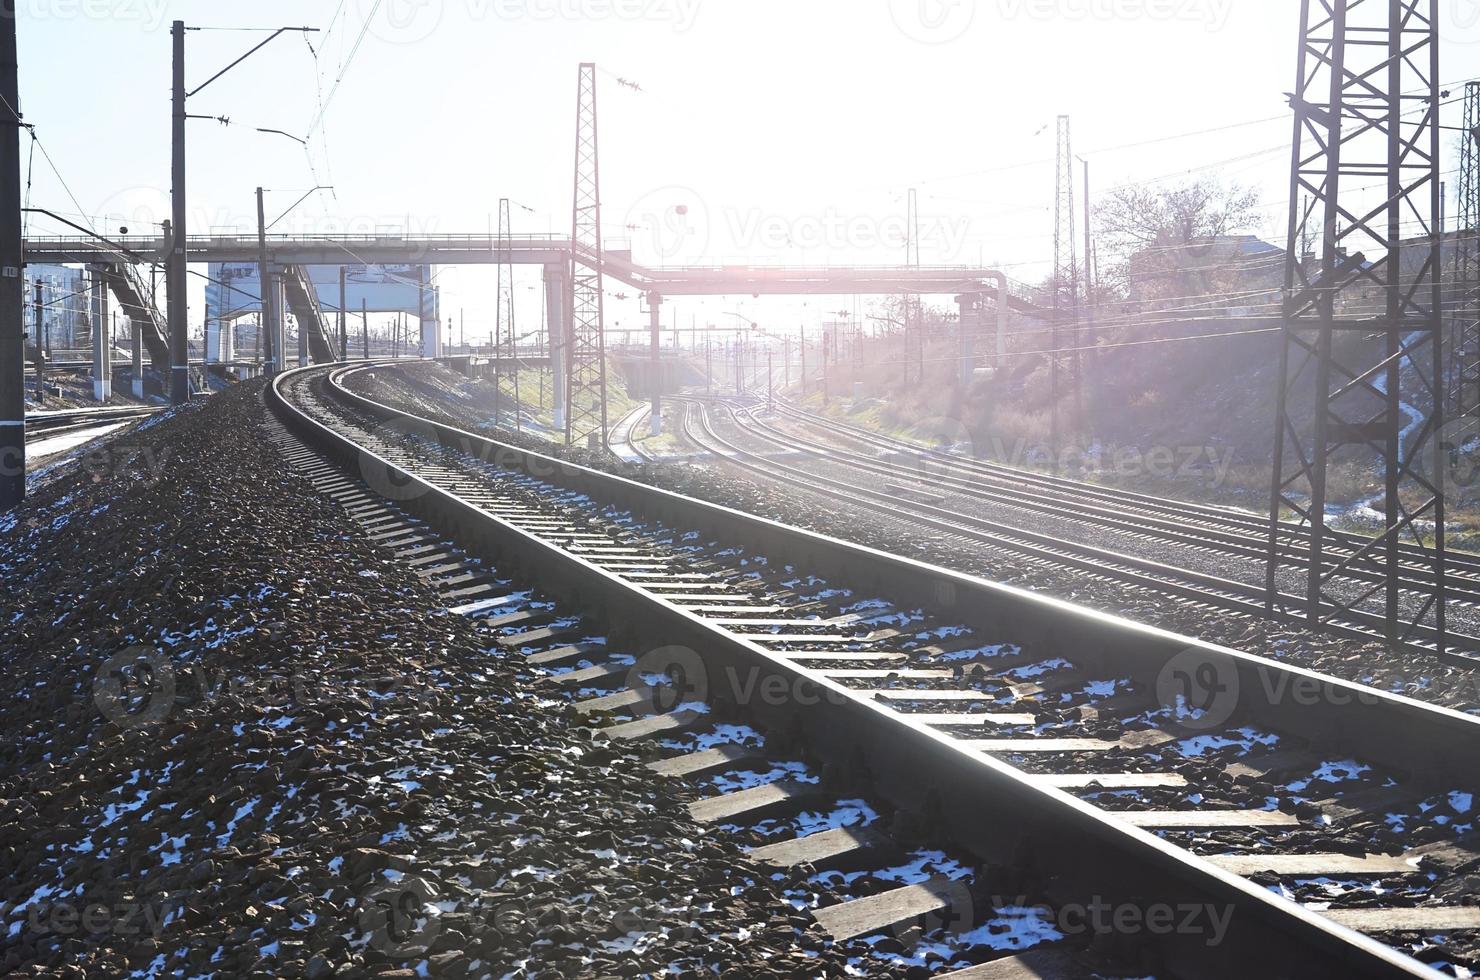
[14,0,1480,343]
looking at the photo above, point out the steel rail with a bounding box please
[724,401,1480,605]
[770,398,1480,578]
[674,395,1479,658]
[269,360,1475,978]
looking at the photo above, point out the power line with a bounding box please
[306,0,382,137]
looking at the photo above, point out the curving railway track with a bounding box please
[656,395,1478,662]
[270,361,1480,979]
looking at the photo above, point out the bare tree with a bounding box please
[1095,178,1262,305]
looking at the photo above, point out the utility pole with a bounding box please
[167,20,189,403]
[767,348,774,412]
[361,300,368,359]
[822,329,830,405]
[799,327,807,398]
[169,23,318,397]
[705,336,712,398]
[0,0,22,508]
[338,266,346,359]
[255,187,276,374]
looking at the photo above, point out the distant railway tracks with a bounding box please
[655,395,1479,662]
[26,405,159,438]
[270,361,1480,978]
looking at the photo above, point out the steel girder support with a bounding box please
[1266,0,1446,652]
[566,62,608,449]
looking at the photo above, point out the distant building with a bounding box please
[21,263,88,350]
[1126,234,1284,316]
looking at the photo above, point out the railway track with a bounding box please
[270,361,1480,978]
[761,398,1480,582]
[746,400,1480,600]
[664,395,1478,661]
[25,405,159,438]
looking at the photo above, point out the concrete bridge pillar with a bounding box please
[955,292,979,388]
[130,317,144,399]
[647,290,662,437]
[90,267,112,401]
[545,262,568,430]
[419,271,441,358]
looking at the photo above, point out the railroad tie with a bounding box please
[747,826,890,871]
[1207,853,1412,876]
[598,710,703,741]
[686,780,818,824]
[810,877,963,942]
[934,946,1084,980]
[525,642,605,666]
[645,744,758,779]
[549,662,629,687]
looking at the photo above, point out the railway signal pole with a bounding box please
[1266,0,1446,654]
[167,21,319,403]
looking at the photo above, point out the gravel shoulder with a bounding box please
[0,381,866,979]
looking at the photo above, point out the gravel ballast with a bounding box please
[0,382,876,979]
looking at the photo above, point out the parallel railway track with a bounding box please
[25,405,159,438]
[270,361,1480,978]
[655,395,1478,661]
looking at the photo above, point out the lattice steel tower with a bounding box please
[1266,0,1445,652]
[1449,81,1480,420]
[566,62,608,448]
[495,196,522,433]
[1051,114,1079,462]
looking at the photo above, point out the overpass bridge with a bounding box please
[23,232,1050,310]
[22,232,1053,411]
